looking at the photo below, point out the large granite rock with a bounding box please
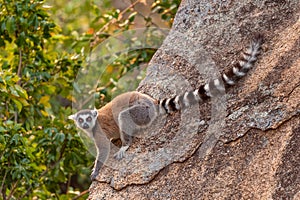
[88,0,300,199]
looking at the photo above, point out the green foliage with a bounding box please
[152,0,181,22]
[0,0,180,199]
[0,0,91,199]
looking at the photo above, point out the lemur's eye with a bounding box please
[78,118,83,123]
[87,116,92,122]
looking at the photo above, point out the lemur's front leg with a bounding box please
[91,127,111,180]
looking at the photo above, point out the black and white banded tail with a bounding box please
[159,34,264,114]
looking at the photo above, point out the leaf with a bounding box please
[40,110,49,117]
[128,12,137,22]
[18,98,29,107]
[13,123,22,131]
[9,86,20,97]
[12,99,23,112]
[14,84,28,99]
[10,133,21,145]
[38,96,50,108]
[1,22,6,32]
[54,132,65,143]
[140,0,147,5]
[73,82,81,93]
[6,16,16,35]
[32,15,39,30]
[15,31,26,47]
[0,38,5,47]
[44,85,56,94]
[0,126,6,133]
[57,169,66,182]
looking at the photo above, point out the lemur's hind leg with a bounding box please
[114,105,154,160]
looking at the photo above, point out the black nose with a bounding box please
[82,123,89,129]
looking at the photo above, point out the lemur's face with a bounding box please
[68,109,98,132]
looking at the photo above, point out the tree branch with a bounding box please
[72,189,89,200]
[91,0,143,48]
[7,180,19,200]
[17,49,22,85]
[0,170,8,200]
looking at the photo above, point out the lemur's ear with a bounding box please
[68,114,76,120]
[91,108,98,117]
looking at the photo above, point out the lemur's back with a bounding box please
[96,91,157,140]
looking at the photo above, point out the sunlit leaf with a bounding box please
[0,127,6,133]
[12,99,23,112]
[14,84,28,99]
[39,96,51,108]
[128,12,137,22]
[18,98,30,106]
[9,86,19,97]
[40,110,49,117]
[6,16,16,35]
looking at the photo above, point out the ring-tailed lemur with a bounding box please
[68,34,263,180]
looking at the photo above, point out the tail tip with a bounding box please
[253,33,264,45]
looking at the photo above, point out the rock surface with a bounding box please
[88,0,300,199]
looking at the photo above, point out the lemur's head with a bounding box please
[68,109,98,132]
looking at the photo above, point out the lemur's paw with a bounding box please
[114,146,129,160]
[90,169,99,181]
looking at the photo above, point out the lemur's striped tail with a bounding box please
[159,34,264,114]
